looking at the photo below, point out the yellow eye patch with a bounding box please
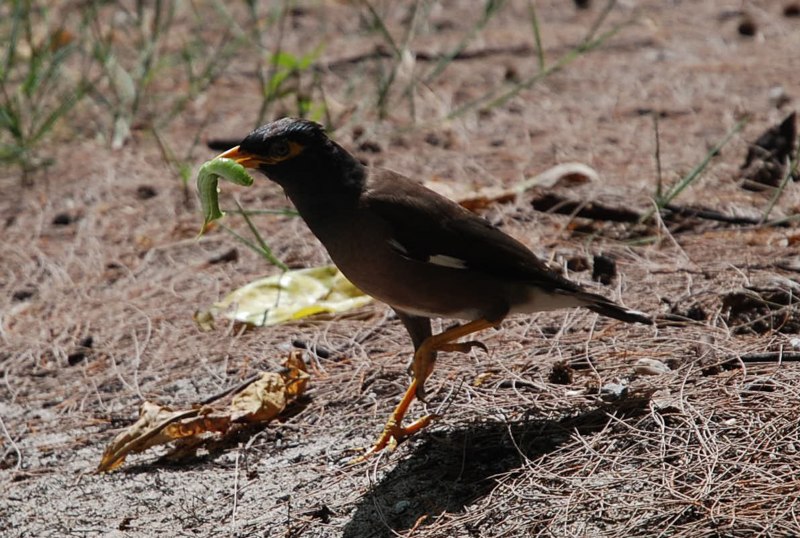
[264,140,304,164]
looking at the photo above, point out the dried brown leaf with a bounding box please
[229,373,288,423]
[98,354,310,472]
[97,402,202,472]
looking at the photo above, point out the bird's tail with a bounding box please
[578,291,653,325]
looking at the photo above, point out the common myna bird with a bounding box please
[218,118,651,457]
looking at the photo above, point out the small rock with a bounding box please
[600,383,627,400]
[566,256,590,273]
[358,140,382,153]
[592,254,616,285]
[52,212,74,226]
[768,86,791,108]
[549,360,574,385]
[208,248,239,265]
[136,185,158,200]
[738,17,757,36]
[12,289,35,302]
[68,336,94,366]
[634,358,671,376]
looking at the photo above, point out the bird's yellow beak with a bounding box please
[216,146,263,169]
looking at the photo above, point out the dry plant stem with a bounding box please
[253,0,291,125]
[421,0,507,85]
[322,43,534,70]
[641,117,748,223]
[230,448,241,536]
[654,111,663,200]
[0,415,22,473]
[449,6,630,118]
[362,0,421,119]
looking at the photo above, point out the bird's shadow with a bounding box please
[342,391,653,538]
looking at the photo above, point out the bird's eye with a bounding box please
[270,140,291,159]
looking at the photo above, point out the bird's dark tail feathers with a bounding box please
[581,292,653,325]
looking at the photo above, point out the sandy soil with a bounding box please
[3,1,800,536]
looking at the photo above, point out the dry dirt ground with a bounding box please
[3,1,800,537]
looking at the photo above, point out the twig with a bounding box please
[662,204,766,226]
[739,352,800,363]
[322,44,533,71]
[230,448,241,535]
[653,111,663,200]
[0,415,22,472]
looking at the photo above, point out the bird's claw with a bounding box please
[351,414,439,463]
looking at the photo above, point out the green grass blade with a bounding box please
[448,20,629,119]
[527,0,546,72]
[640,117,748,223]
[234,199,289,271]
[423,0,506,84]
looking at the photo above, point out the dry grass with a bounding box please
[2,1,800,537]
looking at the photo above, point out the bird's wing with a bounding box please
[362,169,583,293]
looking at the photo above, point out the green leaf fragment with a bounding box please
[196,157,255,234]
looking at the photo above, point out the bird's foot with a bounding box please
[352,413,439,463]
[350,377,437,463]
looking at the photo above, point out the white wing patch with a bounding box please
[388,238,409,255]
[388,237,468,269]
[428,254,469,269]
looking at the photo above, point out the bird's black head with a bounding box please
[217,118,361,191]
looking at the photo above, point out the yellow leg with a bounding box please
[357,318,499,460]
[354,377,437,461]
[410,318,497,399]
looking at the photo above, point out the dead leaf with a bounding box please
[283,351,310,397]
[429,162,599,212]
[97,354,309,472]
[97,403,204,472]
[230,373,288,423]
[740,112,797,190]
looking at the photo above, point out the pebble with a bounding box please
[634,358,671,376]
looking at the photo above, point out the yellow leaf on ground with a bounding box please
[210,265,372,326]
